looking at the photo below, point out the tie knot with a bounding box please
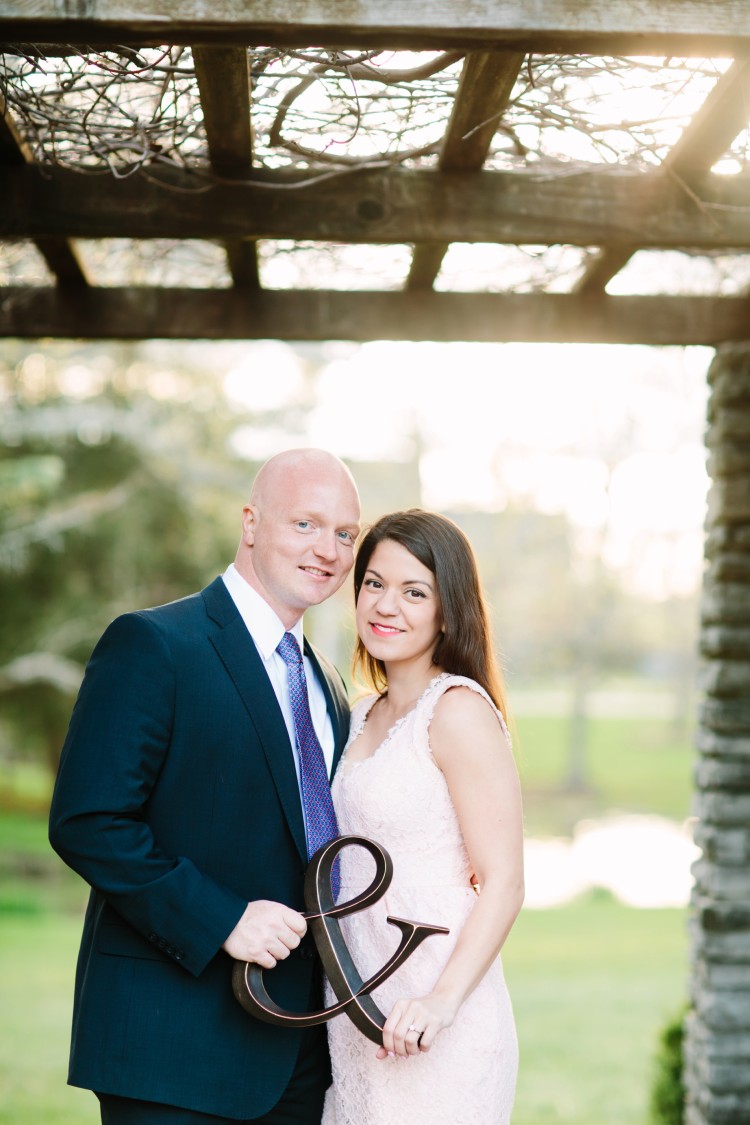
[277,631,303,667]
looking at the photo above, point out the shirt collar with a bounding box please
[222,564,304,660]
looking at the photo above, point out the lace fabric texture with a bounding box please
[322,674,518,1125]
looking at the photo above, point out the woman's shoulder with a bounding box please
[424,673,511,746]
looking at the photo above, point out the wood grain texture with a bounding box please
[2,287,750,344]
[2,2,750,51]
[193,45,259,287]
[6,165,750,249]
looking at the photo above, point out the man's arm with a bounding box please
[49,612,303,976]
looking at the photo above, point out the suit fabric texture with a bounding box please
[49,577,350,1119]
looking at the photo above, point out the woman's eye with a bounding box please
[364,579,382,590]
[405,588,426,599]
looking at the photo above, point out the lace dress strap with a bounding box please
[345,693,380,746]
[415,673,511,751]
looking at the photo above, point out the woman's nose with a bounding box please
[376,588,399,615]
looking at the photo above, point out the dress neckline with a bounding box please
[343,672,449,771]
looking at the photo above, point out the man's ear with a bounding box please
[241,504,257,545]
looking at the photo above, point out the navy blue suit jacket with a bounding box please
[49,577,350,1118]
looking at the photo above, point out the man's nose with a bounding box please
[313,529,338,560]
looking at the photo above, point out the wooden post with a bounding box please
[687,343,750,1124]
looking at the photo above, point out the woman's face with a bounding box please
[356,538,443,673]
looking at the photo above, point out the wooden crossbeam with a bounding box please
[193,45,259,288]
[0,98,32,162]
[6,164,750,250]
[665,59,750,173]
[575,59,750,295]
[407,50,524,291]
[2,287,750,344]
[1,2,750,54]
[0,93,89,287]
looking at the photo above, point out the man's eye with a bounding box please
[337,530,354,542]
[296,521,311,530]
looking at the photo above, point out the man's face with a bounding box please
[241,464,360,627]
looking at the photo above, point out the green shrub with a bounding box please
[650,1008,686,1124]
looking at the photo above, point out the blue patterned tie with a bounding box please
[276,632,340,896]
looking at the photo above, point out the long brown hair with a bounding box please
[352,509,508,715]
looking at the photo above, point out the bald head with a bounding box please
[249,449,357,511]
[235,448,361,627]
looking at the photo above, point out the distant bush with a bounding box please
[650,1007,686,1124]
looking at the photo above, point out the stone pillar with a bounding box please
[686,344,750,1125]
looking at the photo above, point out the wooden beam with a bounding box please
[6,164,750,250]
[193,45,259,287]
[2,287,750,344]
[0,98,33,164]
[665,59,750,173]
[407,50,524,291]
[407,243,455,291]
[439,52,526,172]
[193,47,253,178]
[0,93,89,287]
[575,59,750,295]
[2,2,750,53]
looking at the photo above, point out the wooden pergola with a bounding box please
[2,3,750,343]
[3,6,750,1125]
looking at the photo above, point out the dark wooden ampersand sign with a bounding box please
[232,835,449,1046]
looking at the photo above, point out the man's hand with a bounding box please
[222,901,307,968]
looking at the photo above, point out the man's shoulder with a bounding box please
[137,576,229,624]
[103,578,230,644]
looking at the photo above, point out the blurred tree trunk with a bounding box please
[565,664,591,792]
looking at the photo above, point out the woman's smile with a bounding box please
[369,622,404,636]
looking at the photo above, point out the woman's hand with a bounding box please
[376,992,458,1059]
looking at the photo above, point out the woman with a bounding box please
[322,510,524,1125]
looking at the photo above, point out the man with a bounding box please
[49,449,361,1124]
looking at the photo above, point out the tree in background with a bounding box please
[0,343,254,781]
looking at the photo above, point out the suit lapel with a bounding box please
[202,580,307,862]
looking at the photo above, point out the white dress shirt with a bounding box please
[222,564,335,782]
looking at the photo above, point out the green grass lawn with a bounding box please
[514,714,693,835]
[504,895,688,1124]
[0,807,55,857]
[0,912,97,1125]
[0,898,687,1125]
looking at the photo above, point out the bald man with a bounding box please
[50,450,361,1124]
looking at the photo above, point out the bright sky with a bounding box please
[224,340,711,601]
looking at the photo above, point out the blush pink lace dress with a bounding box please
[321,673,518,1125]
